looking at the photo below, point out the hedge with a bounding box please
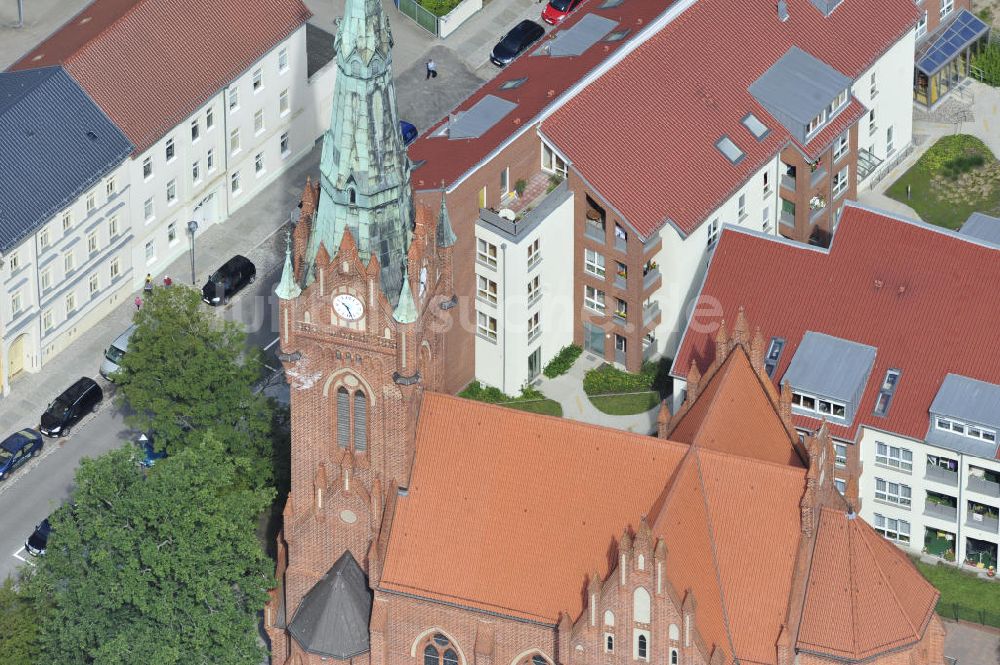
[543,345,582,378]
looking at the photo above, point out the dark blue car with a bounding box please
[400,120,417,146]
[0,429,43,481]
[136,433,167,468]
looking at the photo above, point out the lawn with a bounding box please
[458,381,562,417]
[589,391,661,416]
[885,134,1000,230]
[504,399,563,417]
[912,558,1000,628]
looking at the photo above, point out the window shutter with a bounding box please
[337,388,350,448]
[353,391,367,451]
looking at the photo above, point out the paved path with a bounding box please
[943,620,1000,665]
[537,352,659,434]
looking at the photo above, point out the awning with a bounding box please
[917,9,990,76]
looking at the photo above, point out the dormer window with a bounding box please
[828,88,849,116]
[806,110,827,136]
[936,417,996,443]
[792,391,847,419]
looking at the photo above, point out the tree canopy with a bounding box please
[27,437,273,664]
[0,577,41,664]
[115,286,275,486]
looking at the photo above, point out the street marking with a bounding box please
[12,547,35,566]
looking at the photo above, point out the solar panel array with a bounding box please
[917,9,989,76]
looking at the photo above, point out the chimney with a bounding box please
[777,0,790,21]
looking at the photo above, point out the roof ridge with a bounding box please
[64,0,145,66]
[844,200,1000,251]
[694,446,808,476]
[847,512,860,658]
[692,447,739,662]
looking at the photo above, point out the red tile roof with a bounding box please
[10,0,311,154]
[408,0,678,192]
[673,203,1000,448]
[542,0,919,238]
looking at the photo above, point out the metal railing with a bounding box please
[398,0,439,35]
[967,473,1000,498]
[925,463,959,487]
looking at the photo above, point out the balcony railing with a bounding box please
[585,221,605,242]
[614,236,627,252]
[642,337,658,361]
[643,268,660,291]
[613,313,628,326]
[810,167,827,188]
[643,301,660,327]
[925,464,959,487]
[809,205,827,225]
[780,210,795,228]
[615,347,627,366]
[967,474,1000,498]
[614,275,627,290]
[643,235,660,255]
[966,510,1000,534]
[780,174,796,191]
[924,501,958,523]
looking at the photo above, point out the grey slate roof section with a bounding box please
[782,331,877,424]
[0,66,132,254]
[929,374,1000,430]
[748,46,851,144]
[959,212,1000,246]
[924,426,998,458]
[807,0,843,17]
[288,550,373,659]
[448,95,517,140]
[539,14,618,58]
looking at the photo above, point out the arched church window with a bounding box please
[633,587,651,623]
[517,654,551,665]
[349,188,357,205]
[423,634,459,665]
[353,391,367,451]
[337,387,350,448]
[638,634,648,660]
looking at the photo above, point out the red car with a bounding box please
[542,0,583,25]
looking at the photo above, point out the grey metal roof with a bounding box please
[448,95,517,140]
[0,66,132,254]
[287,550,373,659]
[783,331,877,403]
[924,426,998,458]
[807,0,843,18]
[748,47,850,143]
[540,14,618,58]
[959,212,1000,246]
[929,374,1000,430]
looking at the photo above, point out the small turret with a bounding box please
[275,230,302,301]
[437,188,457,248]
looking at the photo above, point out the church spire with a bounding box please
[304,0,413,306]
[437,188,457,248]
[275,230,301,301]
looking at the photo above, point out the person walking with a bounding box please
[134,296,143,311]
[426,59,438,80]
[163,275,173,287]
[144,273,154,293]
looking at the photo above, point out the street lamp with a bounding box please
[187,220,199,285]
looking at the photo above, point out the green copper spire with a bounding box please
[392,272,417,324]
[275,230,301,300]
[437,189,457,248]
[306,0,413,306]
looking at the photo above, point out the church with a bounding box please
[262,0,946,663]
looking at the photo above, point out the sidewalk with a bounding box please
[538,353,659,433]
[943,619,1000,665]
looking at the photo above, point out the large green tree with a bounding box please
[116,285,274,486]
[0,577,41,664]
[29,438,273,664]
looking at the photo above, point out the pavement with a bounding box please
[536,352,660,433]
[943,620,1000,665]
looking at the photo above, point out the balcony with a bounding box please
[614,274,627,290]
[642,234,660,255]
[613,312,628,327]
[585,220,605,242]
[810,166,827,188]
[968,473,1000,499]
[614,236,627,253]
[925,463,959,487]
[809,203,827,225]
[780,174,796,191]
[642,264,660,291]
[643,301,660,328]
[479,180,571,240]
[615,346,627,366]
[642,335,658,361]
[780,210,795,228]
[924,501,958,523]
[966,509,1000,534]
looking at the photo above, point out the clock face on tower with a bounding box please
[333,293,365,321]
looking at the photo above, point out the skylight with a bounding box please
[599,0,624,7]
[741,113,769,140]
[715,136,744,165]
[764,337,785,377]
[500,78,528,90]
[604,29,630,42]
[873,368,901,417]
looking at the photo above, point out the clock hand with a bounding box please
[343,303,353,317]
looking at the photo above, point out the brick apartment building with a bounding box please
[408,0,981,393]
[672,201,1000,572]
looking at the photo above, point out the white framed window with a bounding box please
[142,156,153,180]
[584,285,606,313]
[229,87,239,112]
[279,89,290,115]
[874,513,910,543]
[166,179,177,204]
[917,10,928,37]
[707,218,720,246]
[806,110,826,135]
[63,250,75,274]
[875,478,912,507]
[875,442,913,472]
[278,47,289,73]
[252,68,263,92]
[62,210,72,231]
[165,137,175,162]
[88,273,99,296]
[737,192,747,220]
[40,267,52,291]
[207,148,215,172]
[109,258,120,280]
[168,222,177,244]
[230,128,241,154]
[255,152,265,175]
[584,248,605,277]
[7,251,18,271]
[940,0,953,18]
[832,166,849,199]
[206,106,215,130]
[670,649,678,665]
[834,442,847,467]
[762,171,770,196]
[633,630,650,662]
[10,291,22,315]
[108,214,119,239]
[828,88,848,116]
[834,478,846,494]
[762,206,770,232]
[86,191,96,213]
[528,311,540,340]
[190,118,200,142]
[39,227,50,249]
[791,391,847,419]
[477,275,497,304]
[886,126,895,156]
[527,275,540,302]
[477,312,497,341]
[280,131,290,157]
[604,634,614,653]
[144,240,155,262]
[868,108,877,136]
[541,142,568,177]
[144,197,154,222]
[476,238,497,268]
[231,171,242,195]
[527,238,540,269]
[192,160,201,183]
[254,109,264,135]
[869,71,878,99]
[833,132,849,162]
[87,231,98,255]
[42,309,53,332]
[106,176,116,197]
[65,291,76,313]
[936,417,997,443]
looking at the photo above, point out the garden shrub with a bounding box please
[972,42,1000,86]
[543,345,582,378]
[916,135,992,174]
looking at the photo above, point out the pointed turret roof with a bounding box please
[275,230,301,300]
[437,189,457,248]
[287,550,373,659]
[393,272,418,323]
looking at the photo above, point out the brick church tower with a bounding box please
[264,0,457,659]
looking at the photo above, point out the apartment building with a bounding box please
[10,0,335,288]
[409,0,923,392]
[0,67,133,395]
[671,202,1000,571]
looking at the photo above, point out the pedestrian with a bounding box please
[134,296,143,311]
[163,275,173,287]
[426,59,437,80]
[144,273,153,292]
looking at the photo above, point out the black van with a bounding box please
[39,377,103,437]
[201,255,256,306]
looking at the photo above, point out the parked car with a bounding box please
[25,518,51,556]
[39,377,103,437]
[100,324,138,379]
[542,0,583,24]
[490,20,545,67]
[201,255,256,306]
[0,429,43,480]
[135,433,167,468]
[400,120,418,146]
